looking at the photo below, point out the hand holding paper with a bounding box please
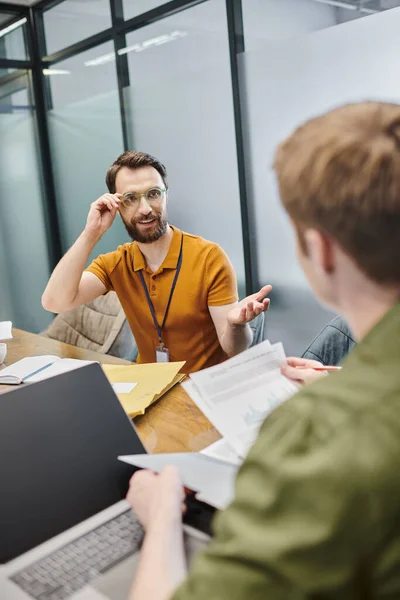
[120,453,239,511]
[184,340,299,458]
[120,340,298,511]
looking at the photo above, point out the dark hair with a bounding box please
[274,101,400,285]
[106,151,168,193]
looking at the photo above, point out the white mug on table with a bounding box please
[0,343,7,365]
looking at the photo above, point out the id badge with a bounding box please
[156,345,170,363]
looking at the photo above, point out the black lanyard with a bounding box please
[138,234,184,347]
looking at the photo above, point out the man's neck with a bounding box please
[136,225,174,272]
[340,282,400,342]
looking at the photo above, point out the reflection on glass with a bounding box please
[311,0,400,23]
[240,0,400,354]
[0,16,28,60]
[122,0,246,295]
[122,0,167,20]
[243,0,400,51]
[47,43,126,261]
[0,74,51,331]
[43,0,112,55]
[0,67,16,80]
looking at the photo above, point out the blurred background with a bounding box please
[0,0,399,354]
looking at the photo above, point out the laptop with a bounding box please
[0,364,212,600]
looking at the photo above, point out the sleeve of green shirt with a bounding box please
[172,392,370,600]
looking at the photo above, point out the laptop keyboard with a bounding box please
[10,510,143,600]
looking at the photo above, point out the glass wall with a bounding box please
[0,73,52,332]
[46,42,127,262]
[0,15,28,61]
[43,0,112,55]
[1,0,400,345]
[240,0,400,353]
[122,0,246,294]
[123,0,167,20]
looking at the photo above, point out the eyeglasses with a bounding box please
[120,187,167,208]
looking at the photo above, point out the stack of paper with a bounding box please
[102,362,186,418]
[184,340,299,459]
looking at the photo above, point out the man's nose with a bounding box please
[138,195,152,215]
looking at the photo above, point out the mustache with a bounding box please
[131,214,159,224]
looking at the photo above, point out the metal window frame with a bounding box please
[0,2,29,15]
[226,0,254,295]
[110,0,130,150]
[25,5,63,269]
[0,0,255,293]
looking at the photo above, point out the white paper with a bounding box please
[0,355,60,381]
[119,453,238,510]
[0,321,12,340]
[28,359,95,382]
[112,382,137,394]
[187,340,298,458]
[182,379,216,425]
[200,438,242,466]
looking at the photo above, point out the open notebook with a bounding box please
[0,355,95,385]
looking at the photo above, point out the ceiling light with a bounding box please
[313,0,380,10]
[360,7,379,13]
[84,52,116,67]
[85,31,187,67]
[118,30,187,56]
[0,17,27,39]
[312,0,357,8]
[43,69,71,76]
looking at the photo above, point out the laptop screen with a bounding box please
[0,364,145,563]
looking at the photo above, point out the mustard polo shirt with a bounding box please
[86,226,238,372]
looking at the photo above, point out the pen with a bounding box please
[295,365,342,372]
[22,362,54,382]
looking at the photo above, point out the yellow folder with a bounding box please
[102,361,186,418]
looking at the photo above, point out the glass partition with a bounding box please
[122,0,167,20]
[46,43,127,262]
[0,15,28,61]
[43,0,112,55]
[240,0,400,353]
[0,73,52,332]
[122,0,246,295]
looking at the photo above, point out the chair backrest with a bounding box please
[302,316,356,366]
[249,312,265,347]
[42,292,138,362]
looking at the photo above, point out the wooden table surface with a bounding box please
[0,329,220,453]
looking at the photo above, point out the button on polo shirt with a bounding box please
[86,226,238,372]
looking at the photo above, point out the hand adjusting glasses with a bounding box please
[120,187,167,209]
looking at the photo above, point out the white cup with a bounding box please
[0,343,7,365]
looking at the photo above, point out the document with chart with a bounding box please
[183,340,299,458]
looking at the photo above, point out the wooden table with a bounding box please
[0,329,220,453]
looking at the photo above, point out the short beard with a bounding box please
[123,214,168,243]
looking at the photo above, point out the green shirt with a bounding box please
[173,303,400,599]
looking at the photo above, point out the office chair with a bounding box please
[42,292,139,362]
[249,312,265,347]
[302,316,356,366]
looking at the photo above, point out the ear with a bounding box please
[304,229,335,275]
